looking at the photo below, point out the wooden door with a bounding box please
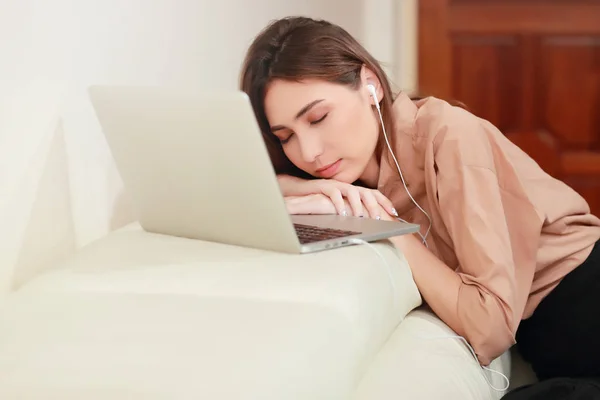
[418,0,600,215]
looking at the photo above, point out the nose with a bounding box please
[297,131,324,163]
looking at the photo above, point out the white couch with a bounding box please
[0,88,534,399]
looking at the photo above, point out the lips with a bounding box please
[316,159,342,178]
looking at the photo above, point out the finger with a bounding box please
[342,197,352,214]
[373,190,398,217]
[346,188,364,217]
[361,191,382,219]
[321,187,348,216]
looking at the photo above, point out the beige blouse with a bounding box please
[378,92,600,364]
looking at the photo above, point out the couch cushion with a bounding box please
[353,309,513,400]
[0,291,360,399]
[0,224,422,399]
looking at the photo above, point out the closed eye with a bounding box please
[278,113,328,145]
[280,132,293,144]
[310,113,328,125]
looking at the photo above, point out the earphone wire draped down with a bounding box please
[348,84,510,393]
[366,83,432,248]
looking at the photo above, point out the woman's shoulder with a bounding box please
[391,93,483,140]
[391,92,493,161]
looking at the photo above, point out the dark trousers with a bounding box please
[502,241,600,399]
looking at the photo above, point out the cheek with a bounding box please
[330,108,375,156]
[281,143,305,167]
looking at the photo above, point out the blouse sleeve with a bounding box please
[432,117,543,365]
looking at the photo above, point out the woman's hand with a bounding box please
[284,194,395,220]
[278,174,398,219]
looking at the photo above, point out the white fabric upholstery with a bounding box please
[0,224,422,399]
[0,81,136,297]
[354,309,512,400]
[18,223,423,364]
[0,291,363,399]
[0,84,77,295]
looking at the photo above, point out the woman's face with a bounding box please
[264,78,382,186]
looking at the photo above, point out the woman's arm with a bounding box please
[277,174,397,218]
[277,174,309,196]
[390,234,464,329]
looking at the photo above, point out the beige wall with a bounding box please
[397,0,418,94]
[0,0,362,246]
[363,0,417,94]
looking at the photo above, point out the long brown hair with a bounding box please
[239,16,397,179]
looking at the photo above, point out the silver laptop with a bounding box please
[88,85,419,253]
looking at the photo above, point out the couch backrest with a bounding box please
[0,82,136,295]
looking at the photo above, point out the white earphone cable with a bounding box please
[414,334,510,392]
[368,84,432,248]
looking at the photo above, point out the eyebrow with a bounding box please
[270,99,325,132]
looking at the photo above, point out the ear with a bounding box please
[360,65,384,105]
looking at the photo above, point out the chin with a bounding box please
[332,169,361,184]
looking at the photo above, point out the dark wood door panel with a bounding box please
[448,2,600,34]
[540,37,600,149]
[450,0,587,3]
[419,0,600,215]
[451,35,522,133]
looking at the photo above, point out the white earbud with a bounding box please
[367,84,379,105]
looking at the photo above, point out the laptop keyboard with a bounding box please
[294,223,361,245]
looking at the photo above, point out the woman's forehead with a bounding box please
[265,80,353,116]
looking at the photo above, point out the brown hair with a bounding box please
[239,16,397,179]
